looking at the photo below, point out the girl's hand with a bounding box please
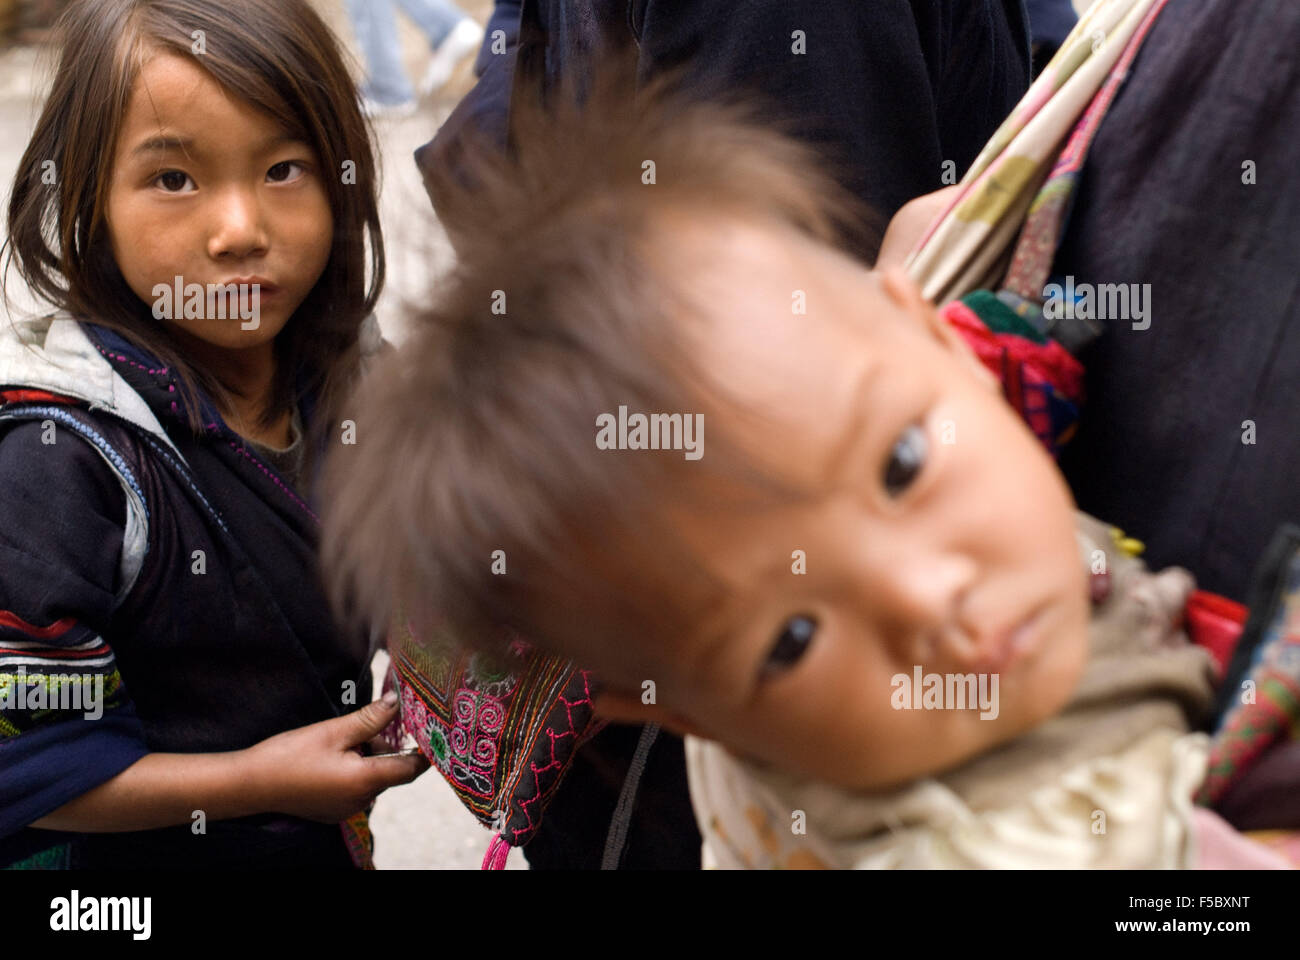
[245,692,429,822]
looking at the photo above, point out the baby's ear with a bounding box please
[593,689,711,740]
[879,268,998,392]
[878,266,930,316]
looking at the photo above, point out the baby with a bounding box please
[321,72,1279,868]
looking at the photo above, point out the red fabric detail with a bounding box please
[942,302,1085,403]
[0,610,77,639]
[0,644,108,659]
[1186,590,1248,676]
[0,389,78,406]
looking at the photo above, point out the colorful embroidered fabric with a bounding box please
[340,811,375,870]
[912,0,1173,460]
[1,390,134,745]
[940,292,1084,457]
[0,630,130,741]
[384,619,599,847]
[1197,534,1300,807]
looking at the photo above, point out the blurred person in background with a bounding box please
[346,0,484,117]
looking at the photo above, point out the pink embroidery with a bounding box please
[513,670,594,842]
[92,343,168,376]
[228,441,320,524]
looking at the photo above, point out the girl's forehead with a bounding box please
[127,52,247,117]
[118,52,302,151]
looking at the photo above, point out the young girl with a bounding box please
[0,0,424,868]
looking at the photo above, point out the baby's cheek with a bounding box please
[1044,593,1090,705]
[793,660,907,781]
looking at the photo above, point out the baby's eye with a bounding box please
[267,161,305,183]
[154,170,194,193]
[761,614,817,678]
[883,423,927,497]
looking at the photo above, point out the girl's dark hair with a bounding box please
[2,0,384,434]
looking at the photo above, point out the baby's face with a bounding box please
[612,216,1090,790]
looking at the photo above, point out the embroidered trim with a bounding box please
[0,406,149,527]
[227,440,320,525]
[89,342,169,378]
[138,434,228,533]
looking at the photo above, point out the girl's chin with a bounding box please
[166,318,289,352]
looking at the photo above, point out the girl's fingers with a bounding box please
[364,752,429,789]
[331,692,401,748]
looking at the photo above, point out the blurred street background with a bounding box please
[0,0,510,870]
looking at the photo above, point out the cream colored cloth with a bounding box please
[905,0,1167,305]
[686,513,1218,869]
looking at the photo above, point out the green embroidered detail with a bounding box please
[962,289,1048,344]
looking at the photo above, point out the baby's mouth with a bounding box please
[971,604,1048,673]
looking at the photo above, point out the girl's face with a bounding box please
[105,51,333,360]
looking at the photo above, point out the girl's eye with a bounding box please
[762,615,817,678]
[154,170,193,193]
[883,423,927,497]
[267,161,305,183]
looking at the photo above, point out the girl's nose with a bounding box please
[208,188,269,261]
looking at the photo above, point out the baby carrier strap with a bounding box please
[0,389,149,610]
[907,0,1171,321]
[903,0,1172,459]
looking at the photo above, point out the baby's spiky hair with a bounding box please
[321,56,869,677]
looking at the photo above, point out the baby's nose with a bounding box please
[872,551,977,648]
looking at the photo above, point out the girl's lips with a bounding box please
[220,277,281,296]
[211,280,282,311]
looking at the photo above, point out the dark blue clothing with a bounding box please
[474,0,522,76]
[1025,0,1078,50]
[0,323,369,868]
[420,0,1033,261]
[1055,0,1300,603]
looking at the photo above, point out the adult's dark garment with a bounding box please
[1055,0,1300,603]
[1024,0,1078,50]
[420,0,1033,260]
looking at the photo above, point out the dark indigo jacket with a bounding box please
[0,317,370,868]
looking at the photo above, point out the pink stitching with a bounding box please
[91,342,168,376]
[228,440,320,524]
[511,669,594,842]
[94,339,321,528]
